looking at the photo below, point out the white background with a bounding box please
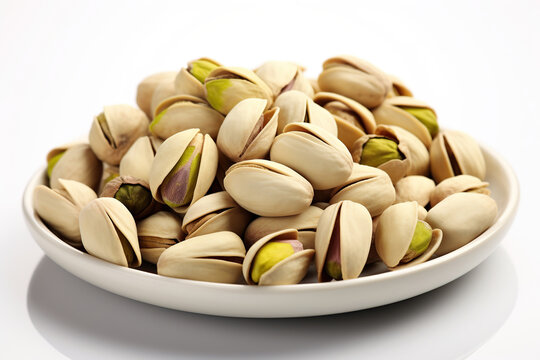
[1,0,538,358]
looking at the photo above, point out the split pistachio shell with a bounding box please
[254,61,314,98]
[136,71,177,118]
[157,231,246,284]
[426,193,497,256]
[79,197,142,267]
[244,205,323,249]
[33,179,97,247]
[430,175,490,207]
[223,159,314,217]
[49,143,102,191]
[430,130,486,183]
[46,140,86,178]
[395,176,435,207]
[270,122,353,190]
[89,105,149,165]
[243,229,315,285]
[100,176,158,220]
[174,58,221,99]
[205,66,273,115]
[375,201,442,270]
[372,97,437,148]
[318,55,391,109]
[313,92,377,151]
[217,98,278,162]
[182,191,252,239]
[137,211,184,264]
[150,78,178,119]
[150,94,224,140]
[387,75,414,97]
[119,136,162,183]
[315,200,372,281]
[149,128,218,213]
[273,90,338,135]
[329,164,395,217]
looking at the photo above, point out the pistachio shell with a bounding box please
[150,79,178,119]
[244,206,323,249]
[387,74,413,97]
[243,229,315,285]
[33,179,97,247]
[205,66,273,115]
[174,58,221,99]
[313,92,377,133]
[150,94,224,140]
[217,98,278,162]
[430,175,490,207]
[157,231,246,284]
[315,201,372,281]
[100,176,158,219]
[137,71,177,118]
[270,122,353,190]
[318,55,391,109]
[426,193,497,256]
[182,191,252,239]
[273,90,338,135]
[329,164,395,217]
[224,159,313,217]
[394,176,435,207]
[254,61,314,98]
[119,136,161,183]
[79,197,142,267]
[137,211,183,264]
[149,129,218,213]
[49,143,103,191]
[430,130,486,183]
[89,105,149,165]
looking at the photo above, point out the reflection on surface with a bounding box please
[27,248,517,360]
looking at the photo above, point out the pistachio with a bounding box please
[244,205,323,249]
[270,122,353,190]
[315,200,372,281]
[136,71,177,118]
[318,55,391,108]
[137,211,184,264]
[400,107,438,137]
[254,61,314,98]
[329,164,395,217]
[386,74,414,97]
[79,197,142,267]
[223,159,313,217]
[205,66,273,115]
[430,130,486,183]
[426,193,497,256]
[375,201,442,270]
[89,105,149,165]
[47,151,65,178]
[182,191,252,239]
[175,58,221,99]
[243,229,314,285]
[273,90,337,135]
[49,143,102,191]
[100,176,157,219]
[157,231,246,284]
[394,176,435,207]
[359,137,404,168]
[430,175,490,207]
[150,94,224,140]
[150,78,178,118]
[150,128,218,214]
[217,98,279,162]
[119,136,162,183]
[33,179,97,247]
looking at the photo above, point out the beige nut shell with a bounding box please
[242,229,315,285]
[426,193,497,256]
[149,128,218,213]
[119,136,161,183]
[174,58,222,100]
[430,175,490,207]
[137,71,177,118]
[137,211,183,264]
[394,176,436,207]
[157,231,246,284]
[315,200,372,282]
[255,61,314,98]
[223,159,313,217]
[49,143,102,191]
[270,122,353,190]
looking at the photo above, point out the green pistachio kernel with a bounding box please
[360,137,404,168]
[149,109,167,133]
[114,184,153,217]
[401,221,432,263]
[189,60,219,83]
[324,261,342,280]
[205,78,233,113]
[47,151,65,178]
[251,242,294,283]
[400,107,439,137]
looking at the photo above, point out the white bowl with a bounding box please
[22,144,519,318]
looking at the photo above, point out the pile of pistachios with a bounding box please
[33,55,498,285]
